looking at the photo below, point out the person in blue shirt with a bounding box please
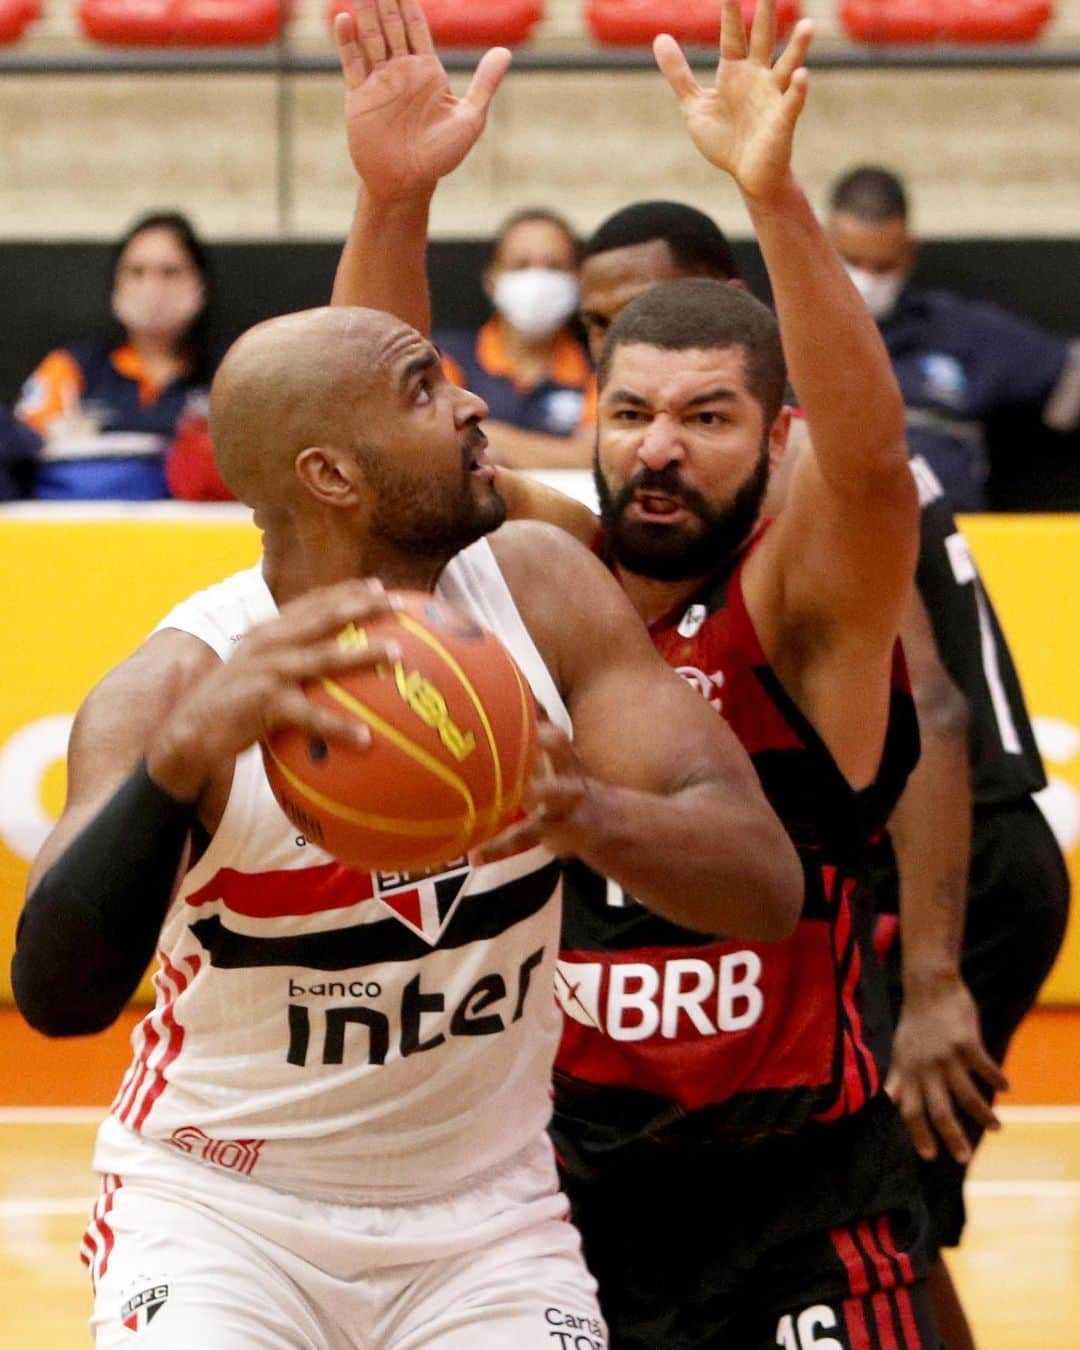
[827,166,1080,512]
[0,404,41,501]
[15,211,216,501]
[436,208,593,470]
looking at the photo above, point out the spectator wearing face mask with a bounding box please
[435,209,593,469]
[827,166,1080,512]
[15,211,216,500]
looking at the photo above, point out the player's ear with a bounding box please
[769,406,796,474]
[761,408,802,516]
[294,445,368,508]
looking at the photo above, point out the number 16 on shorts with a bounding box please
[776,1306,843,1350]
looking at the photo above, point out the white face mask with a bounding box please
[843,263,905,321]
[112,276,205,340]
[492,268,580,339]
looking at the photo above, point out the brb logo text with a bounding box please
[556,952,764,1041]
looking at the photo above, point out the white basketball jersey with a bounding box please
[95,541,571,1205]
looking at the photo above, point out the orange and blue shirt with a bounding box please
[16,339,209,500]
[437,320,592,438]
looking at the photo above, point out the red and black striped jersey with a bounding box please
[552,525,919,1175]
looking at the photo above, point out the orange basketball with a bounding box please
[262,591,540,872]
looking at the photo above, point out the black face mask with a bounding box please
[594,446,769,582]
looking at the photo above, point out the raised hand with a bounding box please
[653,0,814,203]
[334,0,512,201]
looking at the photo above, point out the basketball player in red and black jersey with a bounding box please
[329,0,942,1345]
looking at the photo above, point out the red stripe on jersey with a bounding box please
[131,952,200,1133]
[817,876,878,1122]
[893,1288,922,1349]
[847,946,880,1097]
[556,927,836,1109]
[879,1216,916,1284]
[831,1225,871,1297]
[871,1291,901,1350]
[815,887,860,1123]
[842,1297,874,1350]
[113,968,168,1126]
[186,862,376,919]
[873,914,899,964]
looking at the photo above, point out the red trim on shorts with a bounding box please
[830,1225,871,1296]
[842,1296,874,1350]
[871,1291,901,1350]
[878,1215,915,1284]
[98,1175,120,1279]
[858,1219,898,1289]
[81,1174,122,1290]
[895,1287,923,1349]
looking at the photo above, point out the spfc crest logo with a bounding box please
[372,857,470,944]
[120,1282,169,1333]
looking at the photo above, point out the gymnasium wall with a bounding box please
[0,504,1079,1007]
[2,0,1079,243]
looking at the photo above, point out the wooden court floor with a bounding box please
[3,1009,1079,1348]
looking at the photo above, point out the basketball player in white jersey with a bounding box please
[12,303,801,1349]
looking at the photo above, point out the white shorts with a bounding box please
[85,1123,606,1350]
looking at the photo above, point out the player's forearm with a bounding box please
[12,762,190,1036]
[331,186,434,335]
[889,685,972,990]
[743,177,907,485]
[570,780,802,940]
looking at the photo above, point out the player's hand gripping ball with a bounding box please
[262,592,540,871]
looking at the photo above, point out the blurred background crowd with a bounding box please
[0,0,1077,517]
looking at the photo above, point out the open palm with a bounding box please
[654,0,814,202]
[336,0,510,199]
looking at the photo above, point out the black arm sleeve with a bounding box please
[11,761,196,1037]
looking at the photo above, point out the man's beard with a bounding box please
[361,431,507,560]
[594,446,769,582]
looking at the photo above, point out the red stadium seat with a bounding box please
[0,0,40,43]
[79,0,286,45]
[839,0,941,41]
[841,0,1052,42]
[328,0,544,46]
[945,0,1052,41]
[587,0,801,44]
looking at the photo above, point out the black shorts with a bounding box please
[559,1094,941,1350]
[884,795,1070,1251]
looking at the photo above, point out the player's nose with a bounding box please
[457,385,489,426]
[637,416,684,471]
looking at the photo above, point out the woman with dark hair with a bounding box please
[15,211,215,500]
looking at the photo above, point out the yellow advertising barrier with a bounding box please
[0,506,1077,1003]
[0,506,260,1003]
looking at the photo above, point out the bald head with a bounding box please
[209,306,416,508]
